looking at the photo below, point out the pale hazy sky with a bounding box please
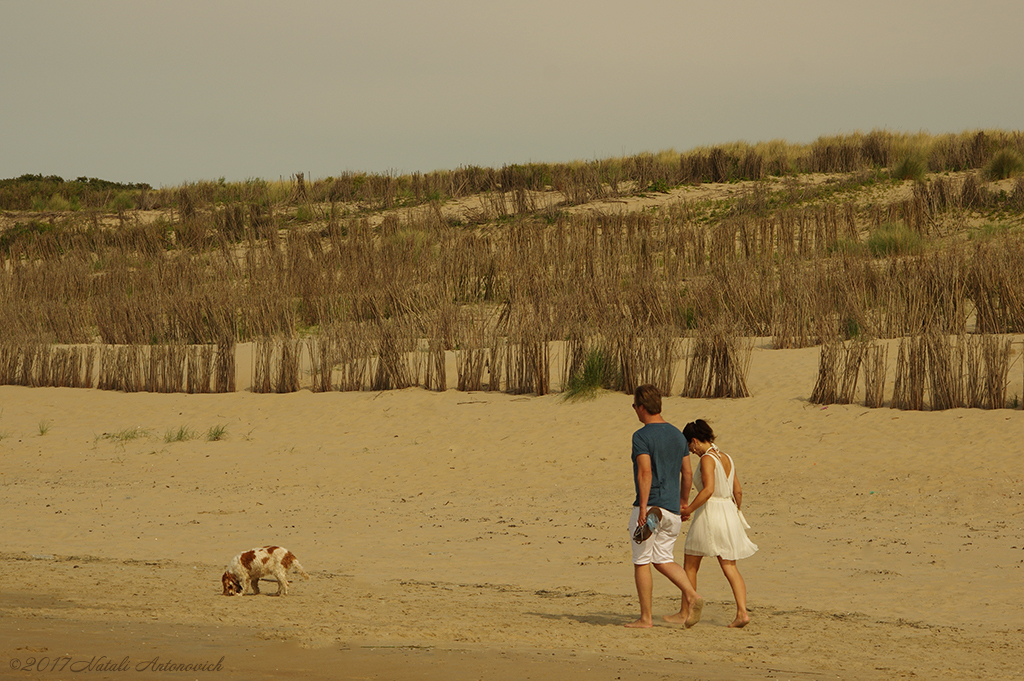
[3,0,1023,187]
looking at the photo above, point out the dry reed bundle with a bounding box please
[187,345,214,394]
[306,333,336,393]
[925,332,963,411]
[337,323,373,392]
[876,261,933,339]
[680,335,710,399]
[0,343,54,387]
[776,211,797,258]
[13,343,39,387]
[424,337,447,392]
[504,332,550,396]
[980,335,1012,409]
[613,324,642,396]
[633,327,679,397]
[838,340,867,404]
[959,172,983,210]
[553,162,606,206]
[215,338,236,392]
[371,321,414,392]
[276,338,302,393]
[95,346,145,393]
[0,344,20,385]
[709,261,775,336]
[963,335,984,409]
[682,324,752,399]
[498,295,552,396]
[145,344,186,393]
[809,340,840,404]
[890,336,927,410]
[455,307,497,392]
[771,263,817,349]
[252,338,274,394]
[456,342,488,392]
[299,323,373,393]
[43,346,89,388]
[967,237,1024,334]
[807,137,865,173]
[863,343,888,408]
[922,249,969,335]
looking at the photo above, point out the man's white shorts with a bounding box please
[629,506,682,565]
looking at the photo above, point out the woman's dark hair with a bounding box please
[682,419,715,443]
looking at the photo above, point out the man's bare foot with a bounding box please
[684,597,704,628]
[729,614,750,628]
[624,618,653,628]
[662,611,688,624]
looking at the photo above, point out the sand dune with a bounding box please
[2,342,1023,679]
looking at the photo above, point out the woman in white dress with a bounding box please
[682,420,757,628]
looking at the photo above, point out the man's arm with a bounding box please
[680,454,693,520]
[635,453,652,525]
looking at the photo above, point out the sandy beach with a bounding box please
[2,341,1023,680]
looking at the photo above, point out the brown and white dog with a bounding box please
[221,546,309,596]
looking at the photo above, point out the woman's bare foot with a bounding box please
[684,597,704,628]
[624,618,653,628]
[662,611,687,624]
[729,613,750,628]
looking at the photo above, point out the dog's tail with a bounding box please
[286,553,310,580]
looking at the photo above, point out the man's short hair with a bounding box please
[634,384,662,415]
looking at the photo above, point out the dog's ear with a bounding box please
[222,572,237,595]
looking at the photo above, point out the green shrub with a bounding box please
[563,348,617,401]
[866,222,924,256]
[109,191,135,212]
[968,222,1014,240]
[0,220,57,254]
[985,149,1024,180]
[294,204,315,223]
[842,316,863,339]
[891,154,927,181]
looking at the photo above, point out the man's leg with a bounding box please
[625,563,654,628]
[656,561,702,626]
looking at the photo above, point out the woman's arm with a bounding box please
[685,455,716,514]
[733,472,743,510]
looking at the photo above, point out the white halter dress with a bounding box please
[683,445,758,560]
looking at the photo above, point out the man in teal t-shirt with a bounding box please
[625,384,704,629]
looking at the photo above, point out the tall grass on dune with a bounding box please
[4,130,1024,406]
[985,149,1024,181]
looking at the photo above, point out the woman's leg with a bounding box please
[717,557,750,628]
[683,553,702,589]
